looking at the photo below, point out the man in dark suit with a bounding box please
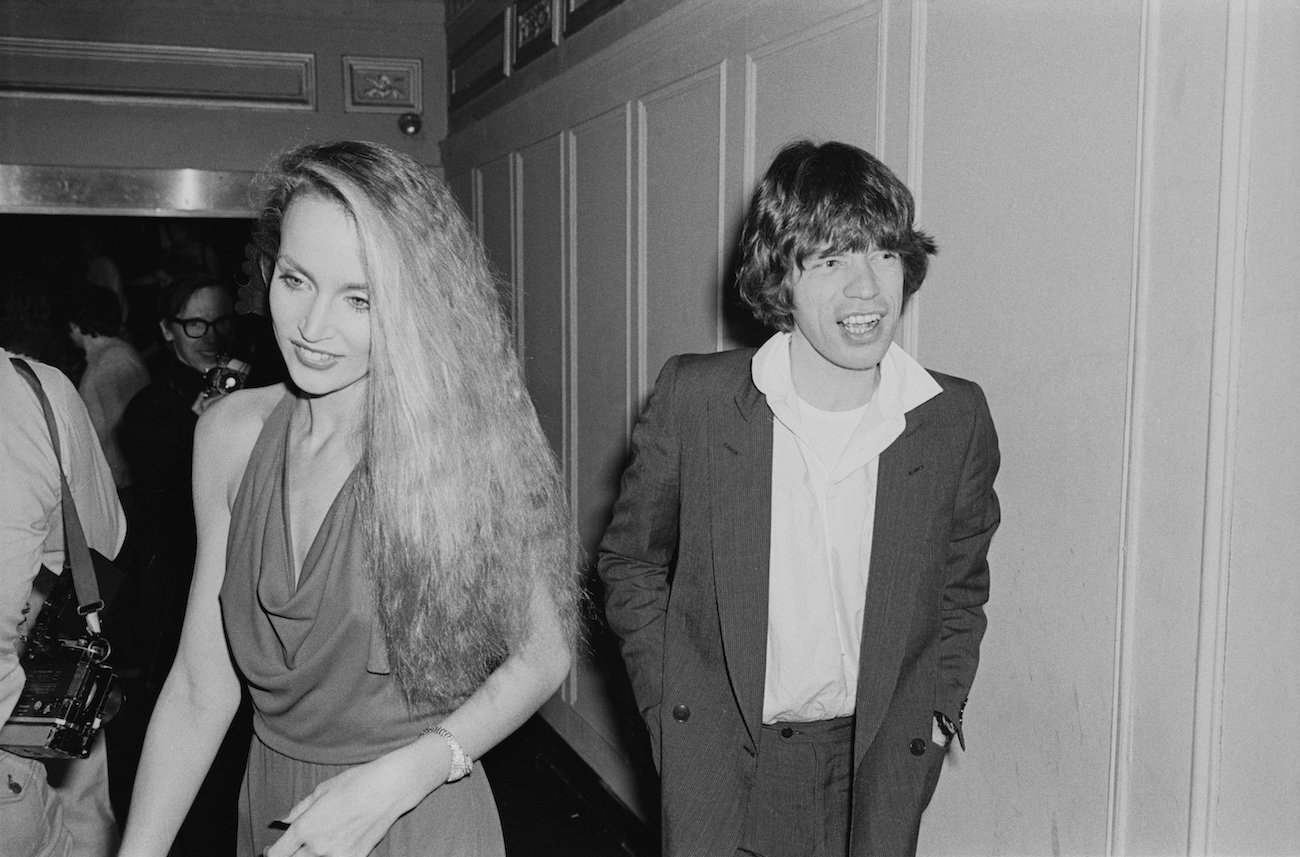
[598,140,1000,857]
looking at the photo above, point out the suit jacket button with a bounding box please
[671,704,691,722]
[910,738,927,756]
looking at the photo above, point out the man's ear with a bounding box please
[159,318,174,343]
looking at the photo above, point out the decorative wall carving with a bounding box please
[447,0,625,110]
[342,56,422,113]
[513,0,556,70]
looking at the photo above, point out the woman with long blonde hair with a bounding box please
[119,141,580,857]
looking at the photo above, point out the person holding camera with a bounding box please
[118,141,581,857]
[1,342,126,856]
[121,274,242,682]
[117,273,253,853]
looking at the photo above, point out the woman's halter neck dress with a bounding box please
[220,393,503,855]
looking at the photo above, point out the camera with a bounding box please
[0,638,118,759]
[193,355,251,413]
[0,574,120,760]
[203,355,250,396]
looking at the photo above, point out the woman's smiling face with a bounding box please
[269,194,373,398]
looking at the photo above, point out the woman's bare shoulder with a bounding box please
[193,384,290,489]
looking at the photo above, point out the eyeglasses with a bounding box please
[170,315,235,339]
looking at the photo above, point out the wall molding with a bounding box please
[1189,2,1255,852]
[1107,1,1158,852]
[0,35,315,110]
[635,61,724,393]
[901,0,925,355]
[712,61,729,353]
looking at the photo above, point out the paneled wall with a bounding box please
[443,1,1300,853]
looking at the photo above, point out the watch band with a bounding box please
[423,725,473,782]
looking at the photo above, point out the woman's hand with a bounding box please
[265,737,451,857]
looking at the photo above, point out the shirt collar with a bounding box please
[751,331,942,416]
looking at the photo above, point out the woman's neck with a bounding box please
[293,379,366,450]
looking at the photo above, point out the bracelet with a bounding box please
[421,725,473,782]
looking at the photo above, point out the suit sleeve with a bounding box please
[937,384,1000,748]
[597,356,684,759]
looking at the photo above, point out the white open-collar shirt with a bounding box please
[752,331,941,723]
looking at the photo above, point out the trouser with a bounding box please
[0,749,73,857]
[43,735,119,857]
[736,716,854,857]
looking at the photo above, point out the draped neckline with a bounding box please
[278,402,361,593]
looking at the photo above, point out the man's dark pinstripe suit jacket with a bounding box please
[598,347,1000,857]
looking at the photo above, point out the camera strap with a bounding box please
[9,357,106,633]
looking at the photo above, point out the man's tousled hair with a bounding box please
[736,139,937,331]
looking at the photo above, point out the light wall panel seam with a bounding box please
[876,0,889,158]
[714,60,728,353]
[1107,1,1158,853]
[743,53,758,198]
[562,128,579,705]
[902,0,926,356]
[557,132,574,512]
[471,167,484,240]
[511,152,525,359]
[1189,2,1254,852]
[624,102,637,441]
[565,128,579,519]
[635,99,650,401]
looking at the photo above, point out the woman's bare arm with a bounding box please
[118,388,279,857]
[265,581,573,857]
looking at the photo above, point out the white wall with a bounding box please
[443,1,1300,853]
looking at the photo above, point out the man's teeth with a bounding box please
[840,313,882,332]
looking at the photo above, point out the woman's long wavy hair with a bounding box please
[250,141,579,709]
[736,139,938,332]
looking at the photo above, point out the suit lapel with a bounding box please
[709,378,772,747]
[854,405,935,766]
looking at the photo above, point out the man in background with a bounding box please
[67,284,151,493]
[599,140,1000,856]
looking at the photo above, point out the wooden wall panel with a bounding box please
[570,106,635,560]
[566,106,644,786]
[747,7,881,182]
[444,2,1299,851]
[519,134,567,458]
[917,3,1142,854]
[447,170,476,235]
[1212,3,1300,851]
[1118,4,1225,852]
[476,154,518,330]
[637,65,726,385]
